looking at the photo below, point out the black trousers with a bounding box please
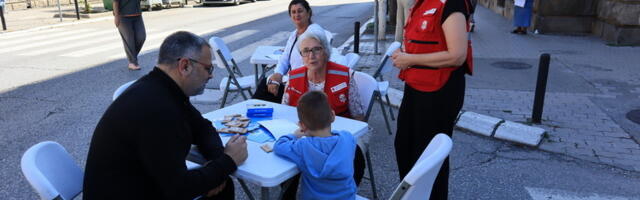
[394,68,465,200]
[281,146,366,199]
[252,77,286,103]
[117,15,146,65]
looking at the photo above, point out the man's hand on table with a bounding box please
[224,135,248,166]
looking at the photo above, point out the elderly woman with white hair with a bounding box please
[282,28,365,120]
[280,27,367,196]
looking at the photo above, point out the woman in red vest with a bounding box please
[391,0,473,199]
[281,27,367,197]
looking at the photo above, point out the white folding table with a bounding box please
[249,46,283,86]
[201,99,368,200]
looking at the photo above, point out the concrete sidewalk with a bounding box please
[349,5,640,172]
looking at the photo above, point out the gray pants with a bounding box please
[117,16,146,65]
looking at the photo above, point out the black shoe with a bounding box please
[518,29,527,35]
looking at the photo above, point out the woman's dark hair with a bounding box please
[288,0,313,24]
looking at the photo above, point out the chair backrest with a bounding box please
[351,71,377,122]
[373,41,401,79]
[389,134,453,200]
[208,37,234,69]
[344,53,361,69]
[112,80,136,101]
[325,30,334,46]
[21,141,84,200]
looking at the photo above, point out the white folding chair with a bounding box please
[209,36,255,108]
[344,52,361,69]
[371,41,402,135]
[21,141,83,200]
[352,71,381,200]
[112,80,137,101]
[357,134,453,200]
[325,30,334,46]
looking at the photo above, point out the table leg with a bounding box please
[261,187,270,200]
[237,179,256,200]
[254,64,259,86]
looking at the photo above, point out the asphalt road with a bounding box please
[2,0,640,199]
[0,0,372,198]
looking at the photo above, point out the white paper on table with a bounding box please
[258,119,299,139]
[514,0,525,7]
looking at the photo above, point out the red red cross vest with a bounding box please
[398,0,474,92]
[285,62,351,118]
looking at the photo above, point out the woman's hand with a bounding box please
[391,49,412,70]
[267,73,283,96]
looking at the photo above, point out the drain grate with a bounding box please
[491,61,532,70]
[626,109,640,125]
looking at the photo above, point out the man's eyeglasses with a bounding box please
[300,46,324,57]
[177,58,213,75]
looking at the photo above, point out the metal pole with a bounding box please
[373,0,379,54]
[354,21,360,54]
[74,0,80,19]
[0,6,6,31]
[57,0,63,22]
[532,53,551,124]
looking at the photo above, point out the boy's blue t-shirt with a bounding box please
[274,130,357,200]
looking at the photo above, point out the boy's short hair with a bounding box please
[297,91,333,131]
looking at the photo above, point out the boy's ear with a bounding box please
[330,110,335,123]
[298,121,307,132]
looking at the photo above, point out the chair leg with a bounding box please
[365,147,378,200]
[378,98,393,135]
[237,179,256,200]
[220,78,232,108]
[384,94,396,120]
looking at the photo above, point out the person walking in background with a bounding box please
[394,0,415,42]
[512,0,533,34]
[113,0,146,70]
[391,0,473,198]
[469,0,477,32]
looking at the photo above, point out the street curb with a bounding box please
[494,121,546,147]
[381,87,546,146]
[456,111,503,137]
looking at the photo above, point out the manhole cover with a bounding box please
[491,61,532,70]
[626,109,640,124]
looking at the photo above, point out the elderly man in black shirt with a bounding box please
[83,31,247,200]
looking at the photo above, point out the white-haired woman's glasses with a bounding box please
[300,46,324,57]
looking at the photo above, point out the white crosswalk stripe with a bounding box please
[0,29,118,54]
[61,30,178,57]
[0,28,63,40]
[19,29,158,56]
[106,29,227,60]
[0,29,95,48]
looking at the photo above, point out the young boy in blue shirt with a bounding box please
[274,91,357,199]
